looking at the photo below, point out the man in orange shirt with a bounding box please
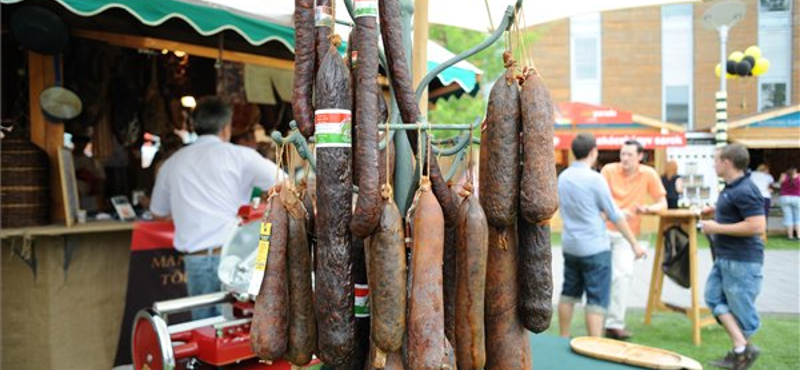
[602,140,667,340]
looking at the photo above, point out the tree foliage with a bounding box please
[426,24,540,139]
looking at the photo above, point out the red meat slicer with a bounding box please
[131,205,321,370]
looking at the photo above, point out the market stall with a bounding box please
[727,104,800,149]
[0,1,298,369]
[726,104,800,176]
[549,102,687,234]
[553,102,687,172]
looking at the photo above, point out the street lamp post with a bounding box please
[703,1,746,148]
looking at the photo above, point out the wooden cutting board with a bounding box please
[570,337,702,370]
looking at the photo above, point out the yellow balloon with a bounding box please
[729,51,744,62]
[745,46,762,60]
[727,73,737,80]
[752,57,770,76]
[715,63,722,78]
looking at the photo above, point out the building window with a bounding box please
[760,83,788,109]
[758,0,792,111]
[665,85,690,124]
[760,0,790,12]
[574,38,599,80]
[661,3,693,127]
[570,13,601,104]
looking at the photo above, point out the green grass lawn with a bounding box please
[547,309,800,370]
[550,232,800,250]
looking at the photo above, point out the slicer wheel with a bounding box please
[132,308,175,370]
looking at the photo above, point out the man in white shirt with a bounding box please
[750,164,774,222]
[150,97,279,319]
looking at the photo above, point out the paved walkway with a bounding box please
[551,245,800,314]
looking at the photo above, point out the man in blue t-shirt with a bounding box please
[700,143,765,370]
[557,133,645,338]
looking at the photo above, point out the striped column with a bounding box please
[714,91,728,148]
[715,91,728,191]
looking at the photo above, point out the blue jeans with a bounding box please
[780,195,800,227]
[184,254,222,320]
[704,258,763,338]
[560,251,612,313]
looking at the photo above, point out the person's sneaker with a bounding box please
[709,345,761,370]
[734,344,761,370]
[604,328,633,340]
[709,350,737,369]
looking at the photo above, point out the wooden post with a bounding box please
[654,147,666,175]
[644,211,711,345]
[412,0,429,118]
[644,217,666,325]
[688,215,702,345]
[28,51,65,222]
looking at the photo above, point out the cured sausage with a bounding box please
[518,219,553,333]
[351,12,382,238]
[484,224,532,370]
[367,187,406,353]
[251,194,289,361]
[283,189,317,365]
[337,237,371,370]
[315,0,332,74]
[406,179,446,370]
[300,179,316,247]
[485,308,533,370]
[378,0,456,228]
[520,70,558,223]
[378,0,418,127]
[442,186,459,348]
[315,38,355,366]
[480,53,520,227]
[349,26,360,186]
[454,184,487,370]
[292,0,316,138]
[366,343,405,370]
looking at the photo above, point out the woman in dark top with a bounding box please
[662,160,684,209]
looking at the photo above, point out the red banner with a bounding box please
[554,132,686,150]
[556,102,634,125]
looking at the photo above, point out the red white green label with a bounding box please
[315,6,333,27]
[351,50,358,68]
[315,109,352,148]
[354,284,370,317]
[354,0,378,18]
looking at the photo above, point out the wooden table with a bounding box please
[644,209,717,345]
[1,221,135,370]
[0,220,135,239]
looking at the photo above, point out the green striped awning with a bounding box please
[2,0,481,94]
[1,0,297,50]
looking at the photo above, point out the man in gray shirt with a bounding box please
[557,133,646,337]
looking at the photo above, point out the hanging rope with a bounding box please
[426,121,432,182]
[417,121,424,185]
[382,113,394,201]
[524,7,537,70]
[484,0,495,32]
[466,122,475,185]
[275,140,288,186]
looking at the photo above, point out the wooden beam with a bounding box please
[72,29,295,70]
[28,52,65,222]
[729,127,800,140]
[632,113,685,133]
[727,104,800,129]
[412,0,429,117]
